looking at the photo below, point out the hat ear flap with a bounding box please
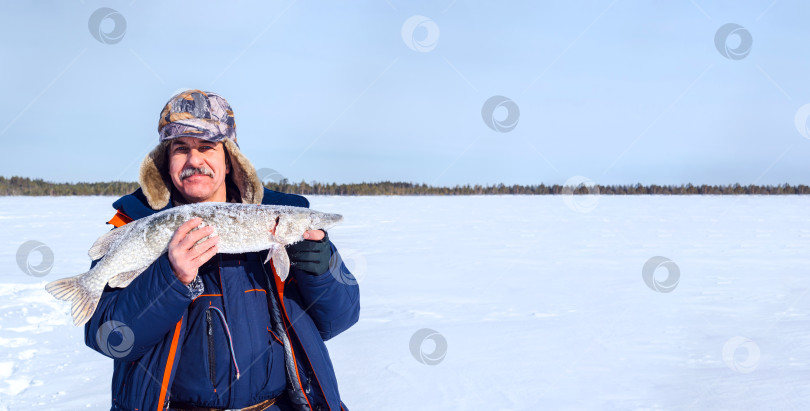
[223,138,264,205]
[139,142,172,210]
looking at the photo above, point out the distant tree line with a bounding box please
[0,176,140,196]
[1,176,809,196]
[264,180,810,195]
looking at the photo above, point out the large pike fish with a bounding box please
[46,203,343,326]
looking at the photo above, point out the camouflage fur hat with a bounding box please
[158,90,237,143]
[138,89,264,210]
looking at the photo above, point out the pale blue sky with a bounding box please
[1,0,809,186]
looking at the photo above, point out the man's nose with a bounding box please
[186,149,205,167]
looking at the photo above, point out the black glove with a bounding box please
[286,231,332,275]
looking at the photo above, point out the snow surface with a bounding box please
[1,195,809,410]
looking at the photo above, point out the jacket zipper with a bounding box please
[206,309,216,387]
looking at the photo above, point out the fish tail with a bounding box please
[45,274,98,326]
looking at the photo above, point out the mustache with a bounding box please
[180,166,215,180]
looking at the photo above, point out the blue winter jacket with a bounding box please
[84,188,360,411]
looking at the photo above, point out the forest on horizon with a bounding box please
[2,176,809,196]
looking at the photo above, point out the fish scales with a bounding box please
[45,203,343,326]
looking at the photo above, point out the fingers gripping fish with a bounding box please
[45,203,343,326]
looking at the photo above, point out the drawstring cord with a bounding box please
[207,306,241,380]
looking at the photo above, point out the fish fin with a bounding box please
[263,246,274,265]
[271,245,290,281]
[108,267,147,288]
[45,274,99,326]
[88,225,132,260]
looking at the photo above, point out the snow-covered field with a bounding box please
[1,195,809,410]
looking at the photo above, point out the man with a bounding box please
[85,90,360,411]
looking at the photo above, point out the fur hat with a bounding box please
[138,89,263,210]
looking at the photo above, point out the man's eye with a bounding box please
[173,147,189,154]
[199,145,214,151]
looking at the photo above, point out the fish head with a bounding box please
[308,211,343,231]
[272,209,343,245]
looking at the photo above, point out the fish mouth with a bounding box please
[321,213,343,228]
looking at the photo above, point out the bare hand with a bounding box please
[303,229,324,241]
[168,217,219,285]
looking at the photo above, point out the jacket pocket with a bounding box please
[206,309,216,388]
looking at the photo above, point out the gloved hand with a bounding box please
[286,230,332,275]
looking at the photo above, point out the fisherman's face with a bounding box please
[168,137,230,203]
